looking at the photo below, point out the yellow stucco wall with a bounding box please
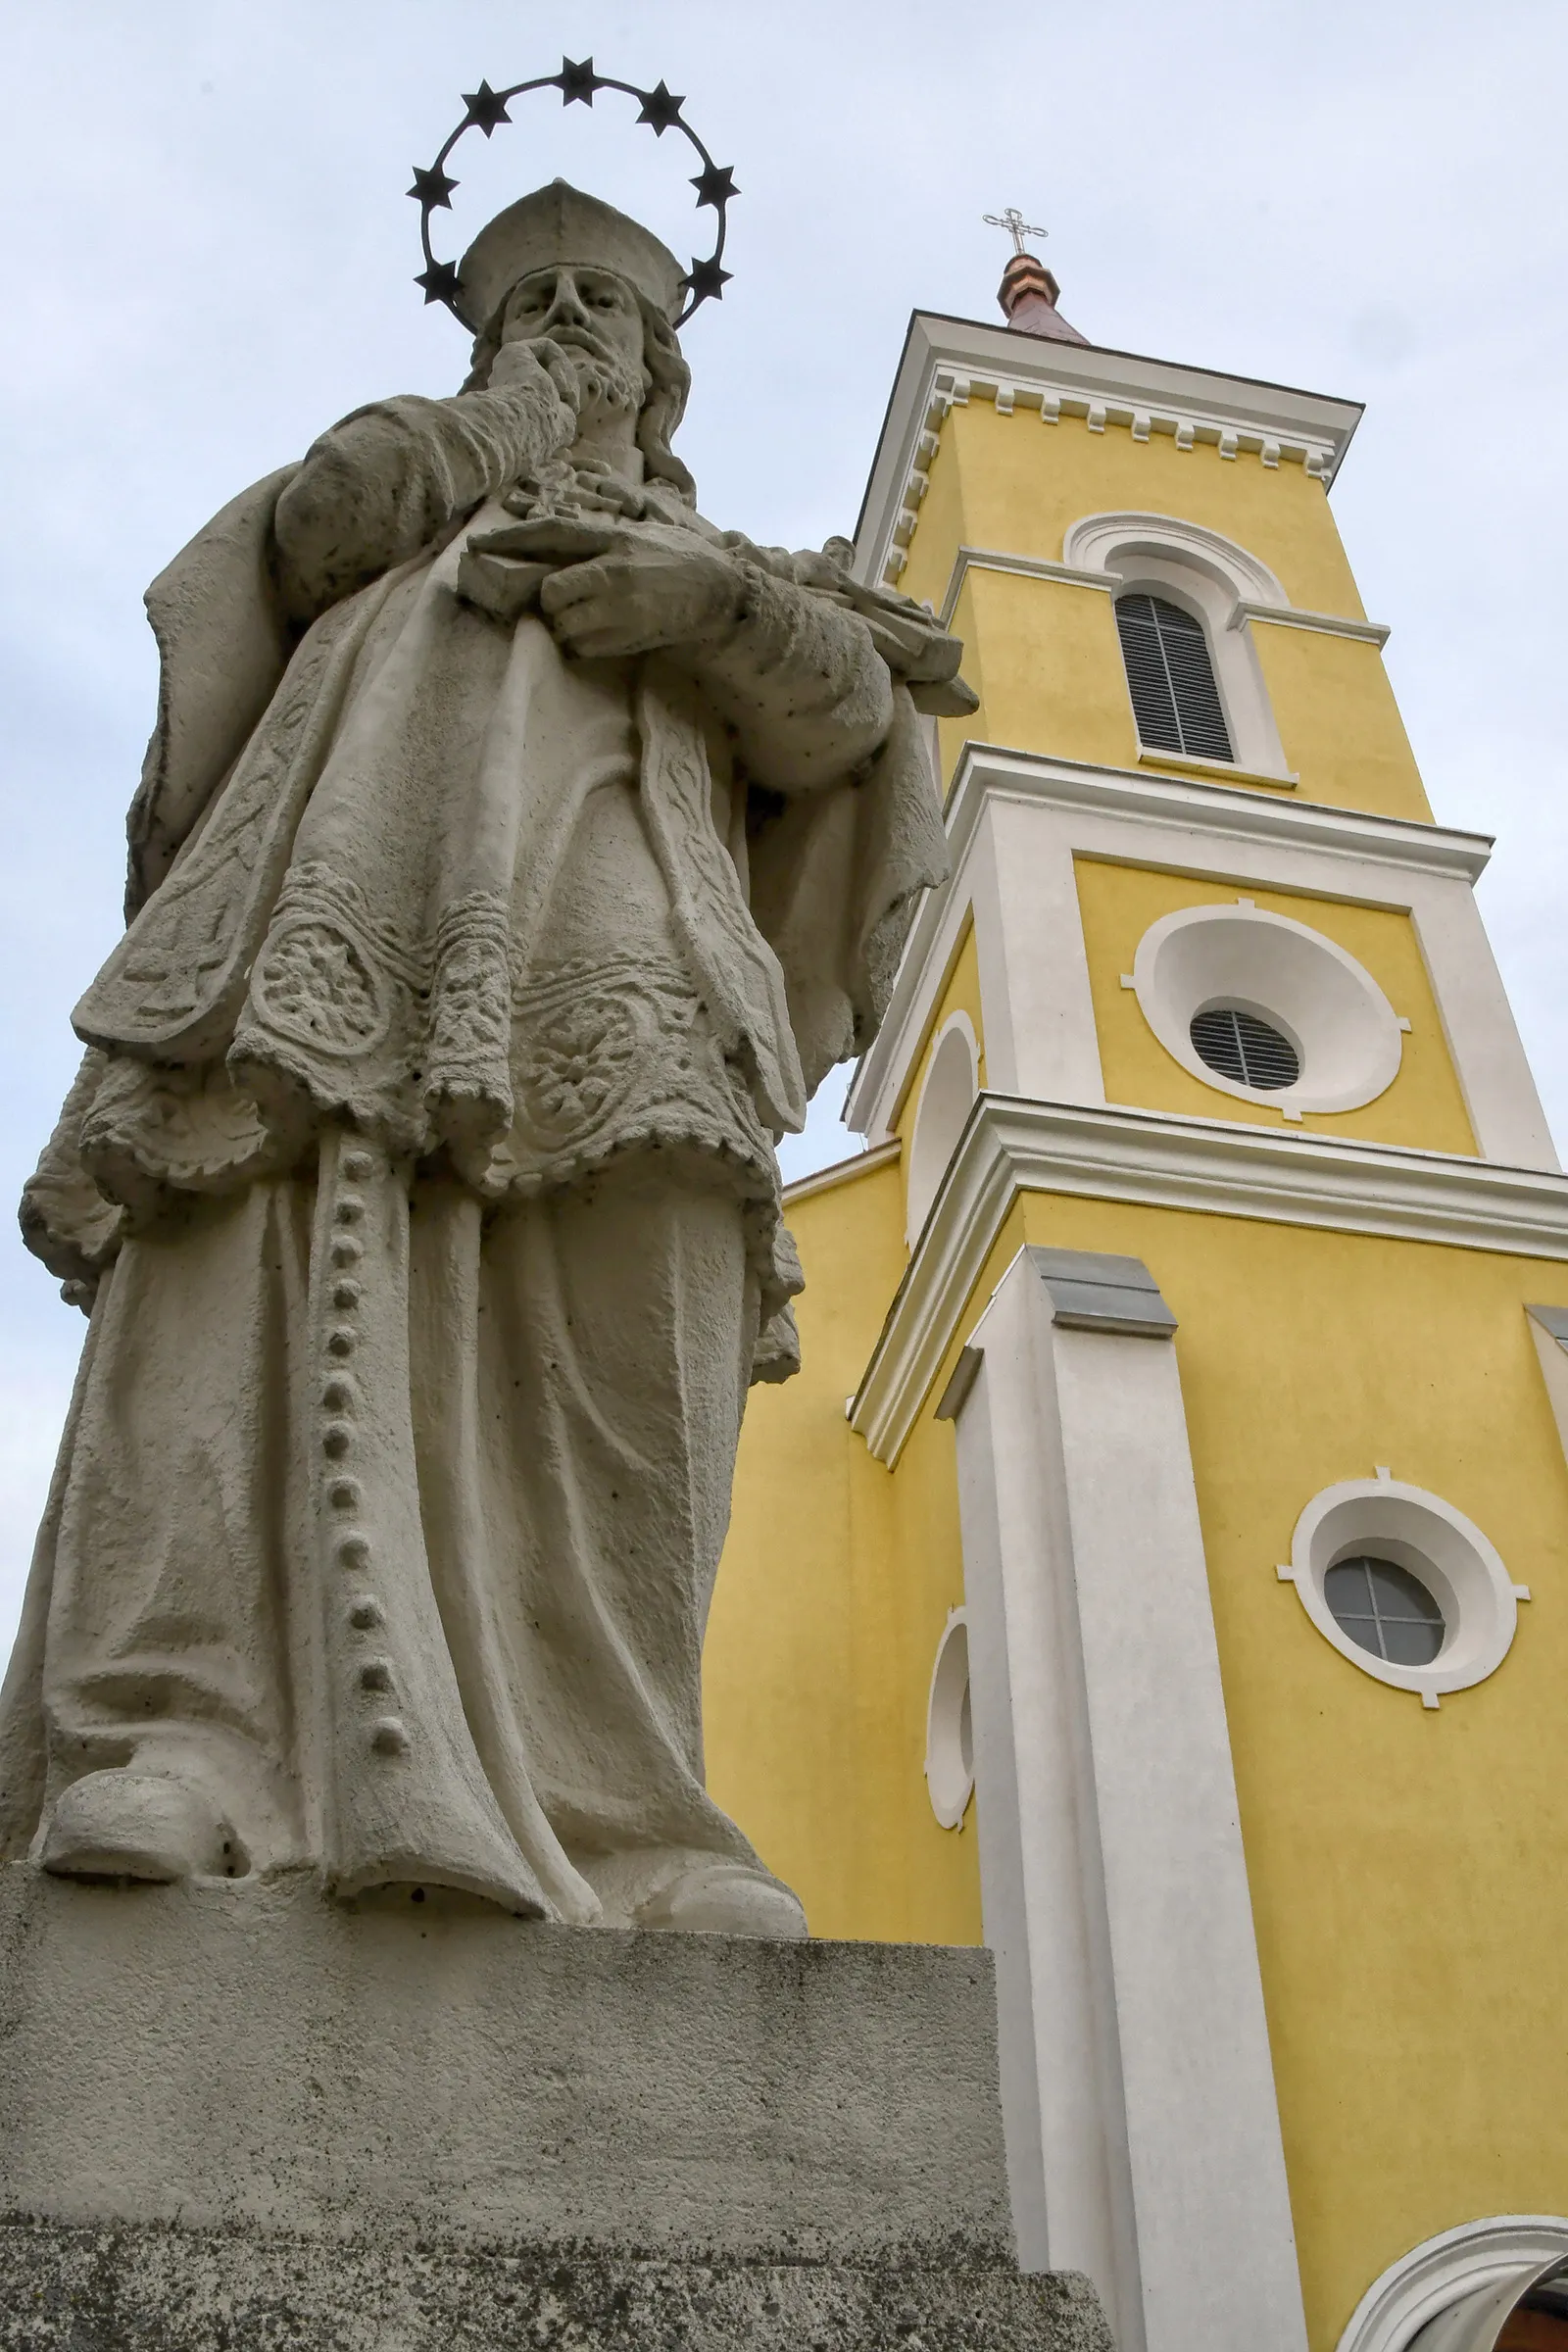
[995,1187,1568,2350]
[902,403,1365,617]
[1250,622,1430,822]
[710,321,1561,2346]
[905,398,1431,822]
[1073,858,1479,1153]
[716,1134,1568,2337]
[704,1151,986,1946]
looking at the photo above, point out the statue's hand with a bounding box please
[538,537,745,660]
[486,335,583,426]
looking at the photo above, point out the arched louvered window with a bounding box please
[1114,592,1234,762]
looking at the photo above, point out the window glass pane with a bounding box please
[1324,1554,1446,1668]
[1365,1560,1437,1621]
[1381,1617,1445,1666]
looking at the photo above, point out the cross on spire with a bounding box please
[983,207,1049,256]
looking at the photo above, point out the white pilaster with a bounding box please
[949,1246,1307,2352]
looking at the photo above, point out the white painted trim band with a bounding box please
[1233,600,1392,648]
[938,546,1120,627]
[845,746,1493,1142]
[781,1137,899,1206]
[850,1094,1568,1464]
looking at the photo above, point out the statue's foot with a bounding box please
[38,1769,242,1884]
[637,1864,808,1939]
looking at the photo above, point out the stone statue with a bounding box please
[0,181,966,1935]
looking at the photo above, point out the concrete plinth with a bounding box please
[0,1867,1111,2351]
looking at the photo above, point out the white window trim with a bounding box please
[1336,2217,1568,2352]
[923,1606,973,1829]
[1065,511,1294,779]
[1129,901,1406,1118]
[1063,511,1291,606]
[906,1010,979,1245]
[1279,1474,1528,1708]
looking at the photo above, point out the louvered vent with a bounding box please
[1115,593,1234,761]
[1189,1005,1299,1090]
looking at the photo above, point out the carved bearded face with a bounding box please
[499,266,651,425]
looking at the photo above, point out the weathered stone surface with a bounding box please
[0,1867,1113,2348]
[0,2224,1115,2352]
[0,1867,1005,2256]
[5,182,957,1938]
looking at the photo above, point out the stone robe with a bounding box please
[0,376,956,1923]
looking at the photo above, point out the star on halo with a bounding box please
[690,162,738,210]
[416,260,462,306]
[461,80,512,136]
[684,256,733,304]
[558,56,601,106]
[637,80,686,135]
[407,163,459,209]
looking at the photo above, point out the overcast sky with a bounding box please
[1,1,1564,1655]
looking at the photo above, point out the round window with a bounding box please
[1324,1555,1446,1666]
[1189,1004,1299,1091]
[1281,1477,1525,1706]
[1130,903,1404,1114]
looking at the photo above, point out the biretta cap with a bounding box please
[457,178,686,331]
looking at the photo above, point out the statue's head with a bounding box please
[457,179,694,496]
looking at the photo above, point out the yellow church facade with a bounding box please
[705,275,1568,2352]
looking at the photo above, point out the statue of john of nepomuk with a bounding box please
[0,181,965,1933]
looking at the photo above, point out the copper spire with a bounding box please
[997,250,1088,345]
[982,208,1088,345]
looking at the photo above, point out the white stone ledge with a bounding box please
[850,1095,1568,1464]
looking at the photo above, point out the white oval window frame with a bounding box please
[906,1012,978,1245]
[924,1606,974,1829]
[1130,902,1404,1115]
[1280,1475,1528,1707]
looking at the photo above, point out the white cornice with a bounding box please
[844,745,1493,1139]
[854,312,1365,594]
[850,1096,1568,1465]
[781,1137,899,1206]
[1234,600,1392,648]
[936,550,1391,654]
[938,547,1116,628]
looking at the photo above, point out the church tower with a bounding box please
[705,237,1568,2352]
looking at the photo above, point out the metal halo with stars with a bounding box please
[409,58,738,329]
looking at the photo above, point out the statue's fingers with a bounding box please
[556,618,654,660]
[539,561,615,615]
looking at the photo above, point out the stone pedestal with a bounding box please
[0,1866,1110,2350]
